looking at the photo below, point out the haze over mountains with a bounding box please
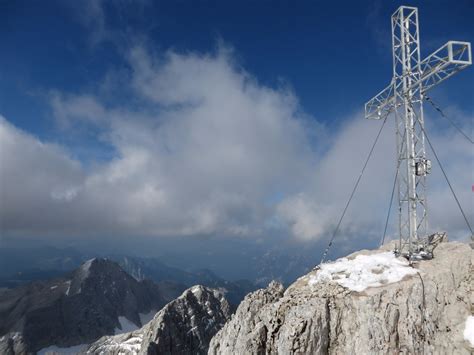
[0,236,335,290]
[0,257,239,354]
[0,237,329,354]
[3,239,471,354]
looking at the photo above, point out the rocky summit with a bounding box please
[209,241,474,354]
[84,285,231,355]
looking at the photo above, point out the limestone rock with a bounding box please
[209,241,474,354]
[84,285,231,355]
[0,333,28,355]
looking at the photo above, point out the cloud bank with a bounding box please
[2,47,315,238]
[1,45,472,243]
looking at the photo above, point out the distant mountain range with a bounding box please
[0,241,324,290]
[0,258,180,353]
[113,255,255,307]
[2,241,471,354]
[0,246,85,289]
[0,246,255,305]
[0,254,255,354]
[0,241,326,352]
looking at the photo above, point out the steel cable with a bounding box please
[380,162,399,247]
[380,129,406,248]
[409,102,474,238]
[425,95,473,144]
[319,117,388,264]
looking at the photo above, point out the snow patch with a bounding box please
[308,252,418,292]
[191,285,202,293]
[191,285,204,298]
[91,335,142,355]
[118,336,142,353]
[79,259,94,278]
[37,343,87,355]
[464,316,474,347]
[139,310,157,326]
[64,281,71,296]
[187,326,198,334]
[114,316,140,335]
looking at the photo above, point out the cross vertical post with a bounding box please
[392,6,427,257]
[365,6,471,259]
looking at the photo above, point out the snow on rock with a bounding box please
[191,285,203,297]
[210,242,473,354]
[81,332,143,355]
[84,285,231,355]
[113,311,157,336]
[464,316,474,348]
[78,259,94,279]
[308,251,418,292]
[114,336,142,353]
[114,316,140,335]
[64,280,71,296]
[138,310,157,326]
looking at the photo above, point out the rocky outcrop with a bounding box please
[0,258,180,353]
[0,333,28,355]
[84,285,231,355]
[209,241,474,354]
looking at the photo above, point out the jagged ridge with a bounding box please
[84,285,231,355]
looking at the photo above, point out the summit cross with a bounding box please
[365,6,471,259]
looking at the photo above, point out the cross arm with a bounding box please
[418,41,471,93]
[365,41,471,120]
[364,81,395,120]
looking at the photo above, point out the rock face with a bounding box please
[84,285,231,355]
[0,333,28,355]
[0,258,179,353]
[209,241,474,354]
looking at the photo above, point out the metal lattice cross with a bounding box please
[365,6,471,259]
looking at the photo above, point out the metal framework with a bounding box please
[365,6,471,259]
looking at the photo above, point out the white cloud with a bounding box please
[277,194,333,241]
[275,109,473,242]
[1,47,316,238]
[0,117,85,234]
[276,114,397,241]
[0,45,472,244]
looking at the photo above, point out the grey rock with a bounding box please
[0,333,28,355]
[0,259,176,353]
[84,285,231,355]
[209,241,474,354]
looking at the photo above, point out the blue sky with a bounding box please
[2,0,472,138]
[0,0,472,255]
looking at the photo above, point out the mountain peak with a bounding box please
[67,258,125,296]
[84,285,232,354]
[0,258,170,353]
